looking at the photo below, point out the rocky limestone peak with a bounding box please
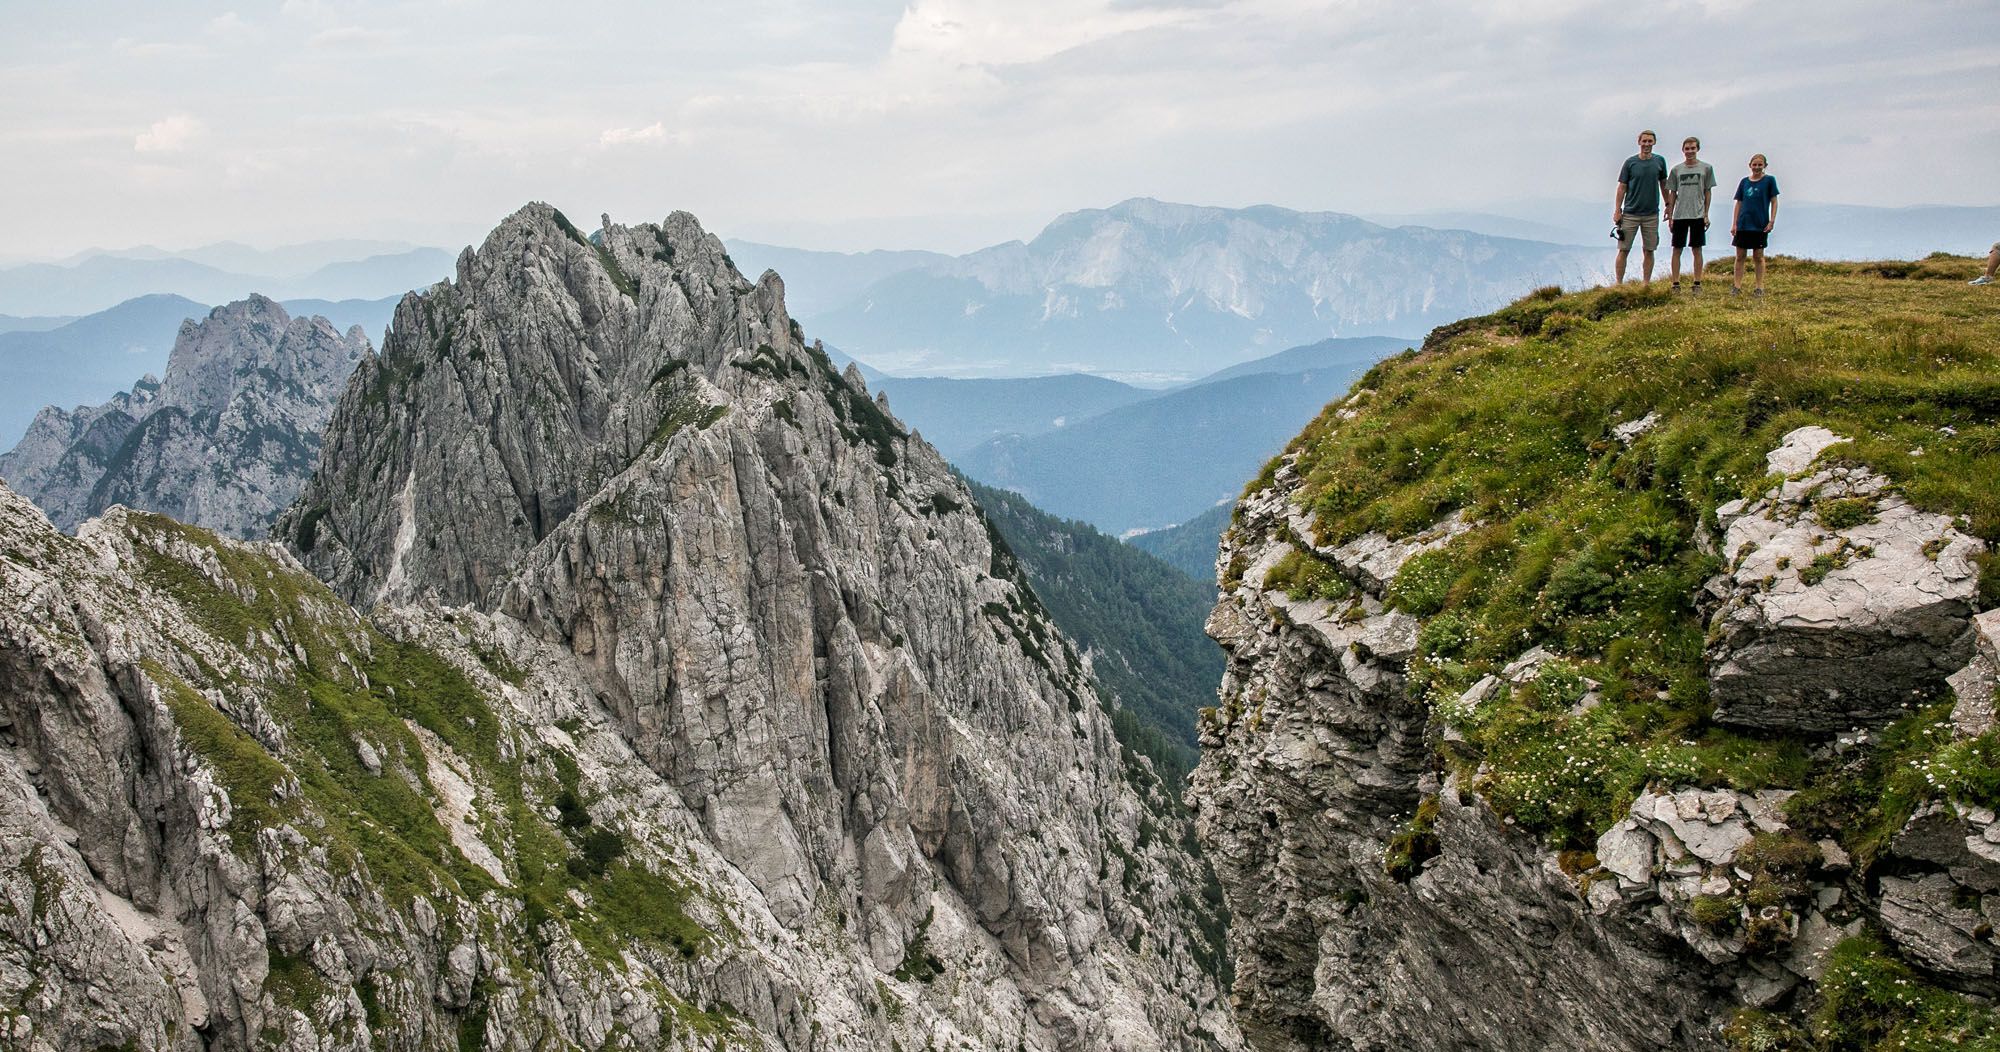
[1,298,368,537]
[280,203,1237,1048]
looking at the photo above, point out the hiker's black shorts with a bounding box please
[1733,229,1769,250]
[1671,218,1707,249]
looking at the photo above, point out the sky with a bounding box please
[4,0,1997,259]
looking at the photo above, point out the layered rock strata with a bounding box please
[0,295,369,537]
[1705,427,1983,732]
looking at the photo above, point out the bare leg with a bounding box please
[1642,249,1655,286]
[1616,248,1630,284]
[1753,249,1766,291]
[1986,245,1999,279]
[1733,249,1746,291]
[1670,247,1683,284]
[1693,247,1704,283]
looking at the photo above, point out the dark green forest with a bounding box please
[966,477,1222,791]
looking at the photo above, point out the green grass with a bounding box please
[1254,259,2000,848]
[1264,545,1352,603]
[1807,934,2000,1050]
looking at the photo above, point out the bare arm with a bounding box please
[1731,198,1741,234]
[1615,181,1627,220]
[1766,198,1777,231]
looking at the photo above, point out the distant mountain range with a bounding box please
[723,241,951,319]
[871,373,1153,458]
[867,335,1404,536]
[797,198,1599,380]
[0,293,396,447]
[1368,200,2000,262]
[0,245,453,316]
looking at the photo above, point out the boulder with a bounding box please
[1879,874,1996,980]
[1706,428,1984,733]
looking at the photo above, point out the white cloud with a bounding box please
[309,26,396,50]
[134,114,204,153]
[600,122,668,146]
[890,0,1194,68]
[206,12,251,38]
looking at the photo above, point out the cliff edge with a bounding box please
[1191,259,2000,1050]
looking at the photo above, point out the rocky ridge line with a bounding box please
[277,203,1237,1048]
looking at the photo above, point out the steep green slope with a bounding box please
[1237,254,2000,1047]
[969,478,1222,789]
[1129,502,1235,583]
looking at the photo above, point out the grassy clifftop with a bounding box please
[1259,256,1998,832]
[1237,255,2000,1048]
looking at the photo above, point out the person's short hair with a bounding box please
[1751,153,1768,164]
[1683,136,1700,149]
[1639,130,1658,141]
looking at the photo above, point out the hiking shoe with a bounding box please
[1730,287,1741,297]
[1753,288,1765,298]
[1671,282,1682,292]
[1973,275,1995,286]
[1692,282,1703,294]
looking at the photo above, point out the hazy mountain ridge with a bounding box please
[0,246,451,316]
[722,240,951,318]
[870,373,1152,458]
[1128,501,1235,583]
[803,198,1604,377]
[955,361,1381,535]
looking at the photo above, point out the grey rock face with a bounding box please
[0,463,1231,1050]
[0,295,368,537]
[1949,609,2000,736]
[1705,428,1985,733]
[1191,463,1738,1051]
[1879,802,2000,990]
[0,376,159,524]
[278,204,1235,1048]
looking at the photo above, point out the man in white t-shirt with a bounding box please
[1665,136,1717,293]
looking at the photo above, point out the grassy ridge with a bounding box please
[1253,255,2000,1050]
[1261,257,2000,846]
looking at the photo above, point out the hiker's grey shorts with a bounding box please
[1619,214,1660,252]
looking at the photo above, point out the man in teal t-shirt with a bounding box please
[1614,130,1671,286]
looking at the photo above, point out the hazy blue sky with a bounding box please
[5,0,1996,257]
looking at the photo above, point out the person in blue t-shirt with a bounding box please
[1730,154,1780,297]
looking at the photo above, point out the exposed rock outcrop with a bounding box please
[0,295,369,537]
[1194,421,1996,1050]
[1705,427,1983,733]
[1195,463,1739,1051]
[262,204,1236,1047]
